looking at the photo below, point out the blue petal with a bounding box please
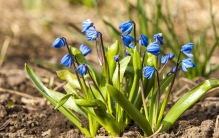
[52,37,66,48]
[61,54,72,68]
[161,55,169,64]
[181,43,194,57]
[168,53,175,59]
[81,19,94,33]
[119,21,133,34]
[153,33,164,45]
[143,66,155,79]
[146,42,160,56]
[86,29,99,41]
[76,64,88,75]
[121,34,134,46]
[79,44,92,56]
[139,34,148,47]
[181,58,195,72]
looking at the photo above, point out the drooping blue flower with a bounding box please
[121,34,134,46]
[169,53,175,59]
[85,29,99,41]
[161,55,169,65]
[114,55,120,62]
[170,66,180,73]
[119,21,133,34]
[129,43,135,49]
[52,37,66,48]
[161,53,175,65]
[76,64,88,75]
[181,43,194,57]
[81,19,94,33]
[139,34,148,47]
[143,66,155,79]
[60,54,72,68]
[146,42,160,56]
[181,58,195,72]
[153,33,164,45]
[79,44,92,56]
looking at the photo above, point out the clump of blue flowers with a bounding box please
[26,19,219,137]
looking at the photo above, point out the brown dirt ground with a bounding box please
[1,0,219,138]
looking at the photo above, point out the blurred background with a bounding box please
[0,0,219,79]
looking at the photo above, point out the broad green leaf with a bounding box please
[74,99,120,136]
[106,41,120,82]
[25,64,90,136]
[107,84,153,136]
[112,56,131,88]
[161,79,219,132]
[57,70,80,89]
[70,47,88,64]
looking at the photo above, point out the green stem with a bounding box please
[132,21,137,46]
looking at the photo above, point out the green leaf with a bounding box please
[161,79,219,132]
[25,64,90,136]
[128,48,141,103]
[112,56,131,87]
[57,70,80,89]
[55,93,73,109]
[107,84,153,136]
[106,41,120,82]
[70,47,88,64]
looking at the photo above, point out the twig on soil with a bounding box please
[0,118,12,131]
[0,88,41,100]
[53,82,66,91]
[216,115,219,128]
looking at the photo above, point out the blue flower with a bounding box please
[161,55,169,65]
[81,19,94,33]
[121,34,134,46]
[119,21,133,34]
[170,66,180,73]
[153,33,164,45]
[139,34,148,47]
[169,53,175,59]
[161,53,175,64]
[61,54,72,68]
[85,29,99,41]
[146,42,160,56]
[52,37,66,48]
[79,44,91,56]
[143,66,155,79]
[181,43,194,57]
[76,64,88,75]
[114,55,120,62]
[181,58,195,72]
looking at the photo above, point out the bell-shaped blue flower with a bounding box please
[119,21,133,34]
[76,64,88,75]
[143,66,155,79]
[161,53,175,65]
[114,55,120,62]
[52,37,66,48]
[85,29,99,41]
[169,53,175,59]
[121,34,134,46]
[181,43,194,57]
[61,54,72,68]
[181,58,195,72]
[170,66,180,73]
[161,55,169,65]
[146,42,160,56]
[81,19,94,33]
[139,34,148,47]
[79,44,91,56]
[153,33,164,45]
